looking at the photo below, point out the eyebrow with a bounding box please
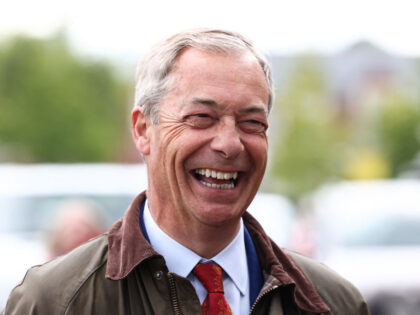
[190,97,268,116]
[191,97,218,108]
[237,106,268,116]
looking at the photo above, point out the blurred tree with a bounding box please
[264,50,420,201]
[268,56,343,200]
[0,33,131,162]
[375,93,420,176]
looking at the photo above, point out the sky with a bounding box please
[1,0,420,63]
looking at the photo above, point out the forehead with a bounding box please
[168,47,269,109]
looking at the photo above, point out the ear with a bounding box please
[131,107,151,156]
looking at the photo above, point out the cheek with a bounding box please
[167,127,213,154]
[159,123,189,148]
[245,137,268,164]
[154,125,210,174]
[151,123,193,164]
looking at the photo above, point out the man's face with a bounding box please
[134,47,269,234]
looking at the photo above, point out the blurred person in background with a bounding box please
[2,29,369,315]
[46,199,106,259]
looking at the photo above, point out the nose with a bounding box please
[210,118,244,160]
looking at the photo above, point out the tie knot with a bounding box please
[193,263,224,293]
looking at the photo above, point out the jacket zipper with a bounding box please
[167,272,182,315]
[249,285,279,315]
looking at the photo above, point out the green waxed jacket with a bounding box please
[2,192,369,315]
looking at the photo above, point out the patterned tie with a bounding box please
[193,263,233,315]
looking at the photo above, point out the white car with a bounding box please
[297,180,420,315]
[0,163,295,309]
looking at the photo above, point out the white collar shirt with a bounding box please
[144,199,250,315]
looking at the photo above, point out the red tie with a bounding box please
[193,263,233,315]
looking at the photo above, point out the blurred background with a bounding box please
[1,1,420,314]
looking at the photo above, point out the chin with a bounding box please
[193,204,244,227]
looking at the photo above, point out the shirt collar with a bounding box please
[144,199,248,295]
[144,199,200,277]
[209,222,248,295]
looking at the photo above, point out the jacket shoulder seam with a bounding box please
[62,257,108,314]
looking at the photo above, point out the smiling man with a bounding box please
[132,46,270,260]
[2,29,369,315]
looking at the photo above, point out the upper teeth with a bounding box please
[195,169,238,180]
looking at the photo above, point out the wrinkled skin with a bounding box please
[132,48,269,257]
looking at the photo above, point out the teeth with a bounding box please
[199,180,235,189]
[194,168,238,180]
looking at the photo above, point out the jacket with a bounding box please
[2,192,369,314]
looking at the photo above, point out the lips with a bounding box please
[193,168,239,189]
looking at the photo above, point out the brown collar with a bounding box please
[243,212,329,313]
[106,192,158,279]
[106,192,329,313]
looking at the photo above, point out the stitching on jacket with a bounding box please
[62,236,109,315]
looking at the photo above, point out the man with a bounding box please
[46,199,106,259]
[2,29,369,314]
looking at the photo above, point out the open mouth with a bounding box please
[193,168,239,189]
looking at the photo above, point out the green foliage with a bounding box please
[0,33,131,162]
[267,55,420,201]
[375,94,420,176]
[268,56,342,200]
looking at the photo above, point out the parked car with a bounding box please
[293,180,420,315]
[0,163,295,309]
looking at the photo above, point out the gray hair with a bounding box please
[134,28,274,124]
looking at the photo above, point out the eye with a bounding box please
[185,114,215,129]
[239,120,267,134]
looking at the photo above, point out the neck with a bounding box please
[168,219,241,259]
[146,195,241,259]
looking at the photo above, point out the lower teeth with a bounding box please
[199,180,234,189]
